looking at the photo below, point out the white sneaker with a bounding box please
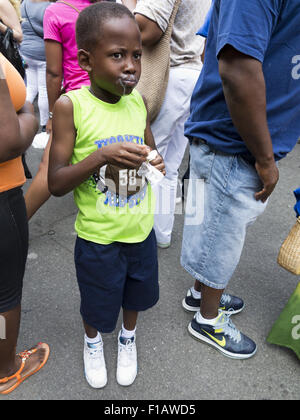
[32,131,50,149]
[83,337,107,388]
[157,242,171,249]
[116,331,137,386]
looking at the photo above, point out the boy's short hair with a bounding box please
[76,1,136,51]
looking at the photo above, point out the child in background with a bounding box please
[48,2,164,388]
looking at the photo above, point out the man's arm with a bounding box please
[134,13,163,47]
[45,40,63,133]
[218,45,279,203]
[122,0,163,46]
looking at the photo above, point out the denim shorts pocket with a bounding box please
[236,155,263,189]
[190,141,215,184]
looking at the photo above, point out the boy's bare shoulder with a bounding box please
[55,95,73,107]
[53,95,74,116]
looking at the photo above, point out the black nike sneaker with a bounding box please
[182,288,244,315]
[188,311,257,359]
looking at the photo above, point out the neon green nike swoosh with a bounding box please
[202,329,226,347]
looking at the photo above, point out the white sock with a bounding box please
[191,287,201,299]
[85,332,102,344]
[121,324,136,339]
[196,311,220,326]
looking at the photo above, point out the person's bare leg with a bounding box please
[83,322,98,339]
[24,134,52,220]
[123,309,138,332]
[194,279,201,292]
[0,305,21,378]
[0,305,47,393]
[200,284,224,319]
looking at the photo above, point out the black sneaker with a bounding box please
[182,288,244,315]
[188,311,257,359]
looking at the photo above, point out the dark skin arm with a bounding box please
[218,45,279,203]
[0,65,38,162]
[134,13,163,47]
[48,96,151,197]
[45,40,63,134]
[122,0,163,46]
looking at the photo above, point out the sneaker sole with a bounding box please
[84,370,107,389]
[116,370,138,387]
[182,298,245,315]
[157,242,171,249]
[187,322,257,360]
[83,353,107,389]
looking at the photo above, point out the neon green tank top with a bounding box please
[66,86,155,244]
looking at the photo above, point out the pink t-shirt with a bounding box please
[43,0,91,92]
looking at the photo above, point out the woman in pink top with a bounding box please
[24,0,104,219]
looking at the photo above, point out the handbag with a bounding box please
[136,0,182,123]
[277,216,300,275]
[277,189,300,274]
[0,26,25,78]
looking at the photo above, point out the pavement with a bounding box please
[1,139,300,401]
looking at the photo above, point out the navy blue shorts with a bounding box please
[74,229,159,333]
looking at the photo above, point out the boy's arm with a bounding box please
[48,96,150,197]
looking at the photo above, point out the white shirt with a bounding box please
[134,0,211,68]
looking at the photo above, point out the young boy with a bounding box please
[48,2,165,388]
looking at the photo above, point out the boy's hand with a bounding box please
[149,151,166,176]
[101,142,149,168]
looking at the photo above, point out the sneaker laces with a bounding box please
[220,293,231,305]
[214,312,241,344]
[86,342,104,368]
[119,338,136,367]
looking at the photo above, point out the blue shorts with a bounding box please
[74,229,159,333]
[181,139,268,290]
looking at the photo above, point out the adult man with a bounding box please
[181,0,300,359]
[130,0,211,248]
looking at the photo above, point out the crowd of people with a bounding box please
[0,0,300,396]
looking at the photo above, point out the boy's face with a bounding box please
[80,16,142,103]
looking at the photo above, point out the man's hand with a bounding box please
[254,160,279,203]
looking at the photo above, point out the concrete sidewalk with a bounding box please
[1,142,300,400]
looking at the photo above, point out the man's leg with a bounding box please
[181,141,268,358]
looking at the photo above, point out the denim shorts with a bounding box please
[75,229,159,333]
[181,139,268,290]
[0,187,28,312]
